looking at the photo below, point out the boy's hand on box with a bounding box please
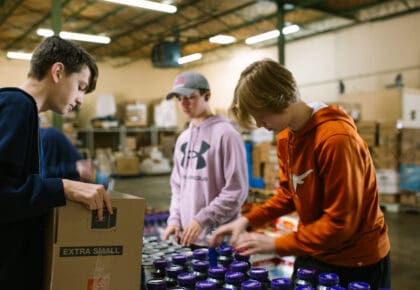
[62,179,113,221]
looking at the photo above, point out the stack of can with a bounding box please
[141,237,378,290]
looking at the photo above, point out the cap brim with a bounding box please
[166,87,197,100]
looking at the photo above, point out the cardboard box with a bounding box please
[400,191,417,206]
[338,89,401,121]
[115,156,140,176]
[379,193,400,204]
[125,136,138,151]
[44,192,145,290]
[125,102,148,127]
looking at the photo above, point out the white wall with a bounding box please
[199,11,420,106]
[1,11,419,127]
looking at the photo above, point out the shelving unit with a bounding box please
[76,126,177,156]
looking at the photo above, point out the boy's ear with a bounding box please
[51,62,64,82]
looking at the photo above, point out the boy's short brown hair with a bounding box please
[28,36,98,94]
[229,58,299,129]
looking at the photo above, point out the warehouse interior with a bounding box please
[1,0,420,289]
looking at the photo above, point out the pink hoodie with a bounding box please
[168,115,248,246]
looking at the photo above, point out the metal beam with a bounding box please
[5,0,71,50]
[124,0,420,66]
[51,0,61,35]
[65,1,96,22]
[276,1,285,65]
[0,0,24,27]
[108,0,258,57]
[76,4,126,33]
[91,0,201,51]
[307,6,357,21]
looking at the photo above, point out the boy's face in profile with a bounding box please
[49,64,91,115]
[251,107,292,133]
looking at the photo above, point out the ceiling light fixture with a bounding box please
[6,51,32,60]
[245,24,300,45]
[209,35,236,45]
[36,28,111,44]
[245,30,280,45]
[283,24,300,35]
[103,0,177,13]
[178,53,202,65]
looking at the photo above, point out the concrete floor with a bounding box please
[112,175,420,290]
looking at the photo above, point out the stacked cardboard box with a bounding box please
[115,155,140,176]
[125,102,148,127]
[372,121,399,170]
[160,133,177,160]
[356,121,377,147]
[400,127,420,166]
[377,169,400,204]
[399,126,420,196]
[372,121,400,203]
[252,141,279,189]
[338,88,402,122]
[357,121,401,202]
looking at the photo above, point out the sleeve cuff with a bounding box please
[44,178,66,207]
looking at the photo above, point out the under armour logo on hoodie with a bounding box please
[180,141,210,169]
[292,169,313,192]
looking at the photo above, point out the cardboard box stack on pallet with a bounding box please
[114,135,141,176]
[252,141,279,190]
[399,125,420,208]
[355,119,420,210]
[356,120,401,207]
[372,121,401,205]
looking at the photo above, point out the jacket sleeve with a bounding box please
[44,162,79,179]
[0,95,65,223]
[194,130,249,228]
[274,134,371,257]
[41,127,82,180]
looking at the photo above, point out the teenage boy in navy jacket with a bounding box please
[0,36,112,290]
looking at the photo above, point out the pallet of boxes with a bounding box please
[251,141,279,198]
[113,101,147,177]
[371,120,401,212]
[399,122,420,209]
[338,88,420,211]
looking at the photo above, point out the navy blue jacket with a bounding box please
[0,88,65,289]
[40,127,83,180]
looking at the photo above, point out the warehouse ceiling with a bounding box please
[1,0,419,67]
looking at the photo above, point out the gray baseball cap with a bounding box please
[166,71,210,100]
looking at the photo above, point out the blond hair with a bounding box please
[229,58,299,129]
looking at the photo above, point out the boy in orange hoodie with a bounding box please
[209,59,390,289]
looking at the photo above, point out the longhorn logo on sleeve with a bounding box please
[292,169,313,192]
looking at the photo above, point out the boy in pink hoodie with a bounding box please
[163,71,248,249]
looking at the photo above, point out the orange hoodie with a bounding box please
[244,105,390,267]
